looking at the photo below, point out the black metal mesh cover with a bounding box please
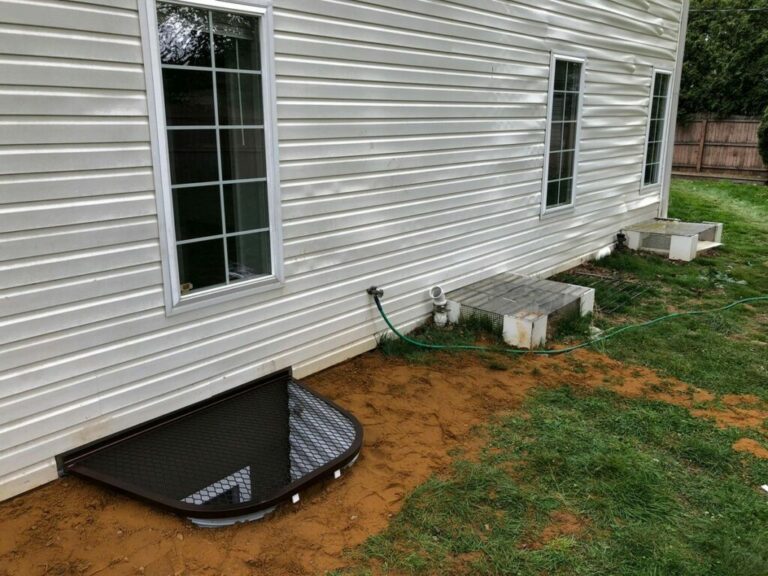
[63,372,362,519]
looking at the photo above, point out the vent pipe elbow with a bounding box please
[429,286,449,327]
[429,286,447,307]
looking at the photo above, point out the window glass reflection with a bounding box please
[158,3,211,67]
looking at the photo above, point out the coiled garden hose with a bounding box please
[370,290,768,357]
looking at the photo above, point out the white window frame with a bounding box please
[540,53,586,217]
[138,0,283,314]
[641,68,673,193]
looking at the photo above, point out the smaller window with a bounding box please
[643,72,671,187]
[543,57,584,212]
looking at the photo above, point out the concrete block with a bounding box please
[446,300,461,324]
[703,221,724,243]
[625,230,643,251]
[669,234,698,261]
[580,288,595,317]
[503,312,548,349]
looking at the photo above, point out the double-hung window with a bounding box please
[142,0,281,308]
[542,56,585,213]
[643,71,672,188]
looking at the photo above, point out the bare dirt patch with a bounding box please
[732,438,768,459]
[1,349,766,576]
[522,510,587,551]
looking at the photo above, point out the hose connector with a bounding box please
[366,286,384,298]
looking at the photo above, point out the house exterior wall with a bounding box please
[0,0,686,499]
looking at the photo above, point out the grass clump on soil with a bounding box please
[342,388,768,576]
[378,312,504,366]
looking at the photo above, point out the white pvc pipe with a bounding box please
[429,286,448,327]
[429,285,447,307]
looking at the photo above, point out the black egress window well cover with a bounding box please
[61,370,362,524]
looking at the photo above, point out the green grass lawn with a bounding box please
[336,179,768,576]
[588,179,768,399]
[346,389,768,576]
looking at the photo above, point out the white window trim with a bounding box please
[540,52,587,218]
[641,68,673,194]
[138,0,284,315]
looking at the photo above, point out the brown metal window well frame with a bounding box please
[59,370,363,525]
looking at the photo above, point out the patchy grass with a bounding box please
[587,179,768,399]
[551,310,593,341]
[378,313,504,365]
[342,388,768,575]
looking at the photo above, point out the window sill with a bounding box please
[540,204,575,220]
[165,274,284,316]
[640,184,662,196]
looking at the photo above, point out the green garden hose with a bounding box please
[370,292,768,357]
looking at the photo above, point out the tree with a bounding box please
[680,0,768,118]
[758,106,768,165]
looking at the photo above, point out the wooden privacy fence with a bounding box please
[672,115,767,183]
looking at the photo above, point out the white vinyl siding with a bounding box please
[0,0,686,500]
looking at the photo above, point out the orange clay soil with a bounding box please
[1,349,767,576]
[524,510,588,551]
[732,438,768,459]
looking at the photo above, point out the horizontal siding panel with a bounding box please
[0,144,151,176]
[0,309,163,377]
[0,56,145,90]
[0,117,149,145]
[0,23,142,63]
[0,218,158,260]
[277,100,545,120]
[279,130,542,162]
[281,156,542,200]
[0,286,163,346]
[275,16,547,69]
[0,0,139,35]
[282,169,537,218]
[0,460,57,502]
[0,169,154,204]
[452,0,679,43]
[277,118,546,140]
[276,79,546,104]
[0,242,160,291]
[0,87,147,116]
[278,0,674,58]
[276,35,545,79]
[280,145,541,182]
[277,57,550,91]
[0,264,160,317]
[75,0,136,10]
[284,184,534,238]
[0,193,156,233]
